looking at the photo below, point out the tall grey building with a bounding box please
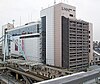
[62,17,89,71]
[40,3,93,71]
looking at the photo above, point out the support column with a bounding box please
[16,73,18,80]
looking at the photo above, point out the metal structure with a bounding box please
[0,59,100,84]
[0,33,26,62]
[0,34,74,83]
[36,69,100,84]
[0,59,73,84]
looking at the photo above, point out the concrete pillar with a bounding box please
[26,81,29,84]
[16,73,18,80]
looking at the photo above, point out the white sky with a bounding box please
[0,0,100,41]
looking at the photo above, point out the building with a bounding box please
[7,22,40,36]
[40,3,93,71]
[10,33,41,62]
[93,41,100,65]
[93,41,100,53]
[2,23,14,56]
[2,23,14,35]
[2,3,93,71]
[40,3,76,65]
[5,22,41,62]
[93,50,100,64]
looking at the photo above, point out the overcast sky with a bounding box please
[0,0,100,41]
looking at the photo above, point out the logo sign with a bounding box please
[62,7,71,12]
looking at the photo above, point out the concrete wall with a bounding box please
[89,23,93,64]
[41,6,55,65]
[40,3,76,67]
[10,36,20,55]
[21,37,40,62]
[10,34,41,62]
[2,23,14,55]
[54,3,76,67]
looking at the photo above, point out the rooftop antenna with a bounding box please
[12,19,15,26]
[62,0,64,3]
[66,0,68,3]
[31,12,32,22]
[41,7,43,10]
[48,4,50,7]
[54,0,56,4]
[61,0,68,3]
[27,13,30,23]
[20,16,21,26]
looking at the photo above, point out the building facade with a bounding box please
[2,23,14,56]
[89,23,93,65]
[40,3,92,71]
[40,3,76,65]
[2,3,93,71]
[62,18,90,71]
[5,22,41,62]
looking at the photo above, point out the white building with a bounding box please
[40,3,76,66]
[5,22,41,62]
[40,3,93,71]
[10,33,41,62]
[2,3,93,71]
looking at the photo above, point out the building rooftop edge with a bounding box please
[40,2,76,12]
[6,21,41,32]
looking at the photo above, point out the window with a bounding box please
[95,58,97,60]
[69,14,73,17]
[89,45,90,48]
[89,49,90,52]
[69,9,72,11]
[15,39,18,51]
[15,44,18,51]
